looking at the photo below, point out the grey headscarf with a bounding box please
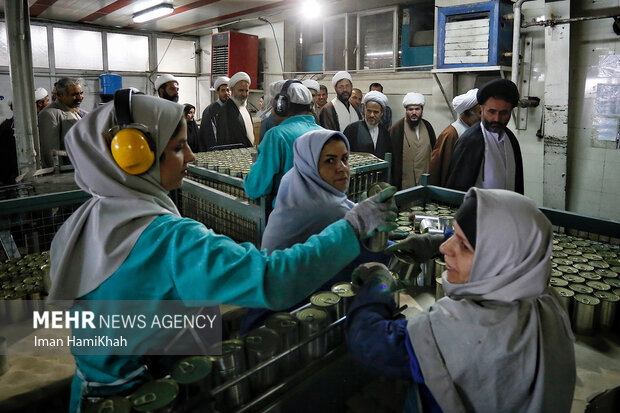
[49,94,184,301]
[407,188,575,412]
[256,79,286,119]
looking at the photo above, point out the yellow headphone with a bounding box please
[107,89,155,175]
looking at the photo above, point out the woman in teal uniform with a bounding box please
[47,90,397,412]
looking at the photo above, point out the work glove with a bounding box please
[388,228,409,241]
[344,186,398,240]
[352,262,398,293]
[384,233,445,262]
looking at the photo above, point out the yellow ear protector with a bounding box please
[273,79,302,117]
[108,89,155,175]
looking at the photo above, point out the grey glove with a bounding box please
[351,262,398,292]
[345,186,398,240]
[384,233,444,262]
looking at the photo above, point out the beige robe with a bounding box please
[402,120,431,189]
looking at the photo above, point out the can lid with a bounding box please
[85,396,132,413]
[614,288,620,297]
[557,265,578,274]
[551,269,563,277]
[265,312,298,331]
[331,282,356,298]
[611,266,620,274]
[607,259,620,267]
[558,242,576,249]
[580,272,602,281]
[570,256,589,263]
[573,294,600,306]
[310,291,341,308]
[129,379,179,412]
[552,257,572,266]
[604,278,620,288]
[593,291,620,302]
[573,263,594,271]
[244,327,280,353]
[553,286,574,297]
[549,277,568,287]
[595,269,617,278]
[296,307,328,322]
[583,253,603,261]
[561,274,585,283]
[586,281,611,291]
[552,251,568,258]
[590,261,610,269]
[569,283,594,294]
[170,356,212,384]
[209,339,244,356]
[552,245,563,251]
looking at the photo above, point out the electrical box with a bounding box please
[211,31,259,87]
[436,0,513,69]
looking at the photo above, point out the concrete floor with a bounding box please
[398,289,620,413]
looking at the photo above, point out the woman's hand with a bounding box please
[344,186,398,240]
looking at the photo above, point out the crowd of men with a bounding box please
[1,69,523,198]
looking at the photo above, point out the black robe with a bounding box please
[214,99,253,149]
[0,117,18,185]
[198,100,224,151]
[343,120,392,160]
[445,123,524,194]
[388,118,436,189]
[186,120,201,153]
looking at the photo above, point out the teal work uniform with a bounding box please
[244,115,321,205]
[69,214,359,412]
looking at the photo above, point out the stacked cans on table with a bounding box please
[549,235,620,335]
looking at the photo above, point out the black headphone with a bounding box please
[273,79,302,117]
[106,89,156,175]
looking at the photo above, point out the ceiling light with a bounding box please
[301,1,321,19]
[133,3,174,23]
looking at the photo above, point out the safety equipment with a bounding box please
[384,233,445,262]
[273,79,302,117]
[344,186,398,240]
[107,89,155,175]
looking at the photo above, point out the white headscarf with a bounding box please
[49,95,184,301]
[261,129,354,252]
[362,91,388,111]
[154,74,178,90]
[35,87,48,102]
[452,88,478,114]
[407,188,575,412]
[229,72,251,89]
[402,92,424,107]
[332,71,352,88]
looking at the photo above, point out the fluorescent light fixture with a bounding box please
[301,1,321,19]
[133,3,174,23]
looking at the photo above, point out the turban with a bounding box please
[285,83,313,105]
[229,72,251,89]
[477,79,519,107]
[154,74,178,90]
[302,79,320,93]
[403,92,425,107]
[332,71,352,88]
[213,76,230,91]
[452,88,479,114]
[35,87,48,102]
[362,91,388,110]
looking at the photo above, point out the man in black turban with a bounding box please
[445,78,524,194]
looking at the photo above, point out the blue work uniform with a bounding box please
[70,214,359,413]
[244,115,321,205]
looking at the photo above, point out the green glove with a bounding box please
[384,233,445,262]
[351,262,398,292]
[344,186,398,240]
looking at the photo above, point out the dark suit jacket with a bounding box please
[343,120,392,160]
[388,118,436,189]
[445,123,524,194]
[198,100,224,151]
[215,99,253,149]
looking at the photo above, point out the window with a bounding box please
[0,23,48,68]
[54,28,103,70]
[108,33,149,72]
[358,9,397,70]
[156,38,196,73]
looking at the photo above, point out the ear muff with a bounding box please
[273,79,302,117]
[109,89,155,175]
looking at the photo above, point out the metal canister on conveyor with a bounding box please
[244,327,280,394]
[84,396,132,413]
[593,291,619,331]
[572,294,600,336]
[434,258,446,278]
[549,277,569,287]
[586,280,611,292]
[310,291,343,347]
[596,269,618,280]
[604,278,620,289]
[129,379,179,413]
[209,339,250,410]
[331,282,356,314]
[580,272,602,281]
[435,276,444,301]
[296,307,329,363]
[265,312,299,376]
[569,283,594,295]
[169,356,212,403]
[363,182,391,252]
[553,286,574,315]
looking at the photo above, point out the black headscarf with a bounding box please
[183,104,200,152]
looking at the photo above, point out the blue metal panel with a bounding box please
[303,54,323,72]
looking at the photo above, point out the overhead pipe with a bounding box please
[522,13,620,28]
[511,0,534,85]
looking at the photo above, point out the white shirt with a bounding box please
[236,100,255,145]
[475,122,516,191]
[367,122,379,148]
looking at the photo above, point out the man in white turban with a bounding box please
[245,80,321,204]
[429,88,481,187]
[35,87,50,113]
[369,82,392,128]
[343,91,392,160]
[198,76,230,151]
[215,71,254,148]
[319,71,362,132]
[154,74,179,102]
[388,92,436,189]
[302,79,321,122]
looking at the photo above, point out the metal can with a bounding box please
[569,283,594,295]
[169,356,212,402]
[596,269,618,279]
[434,258,446,278]
[296,307,329,363]
[603,278,620,289]
[331,282,356,314]
[586,281,611,292]
[265,313,299,377]
[129,379,179,413]
[209,339,250,410]
[561,274,585,284]
[310,291,343,348]
[572,294,600,336]
[580,272,602,281]
[589,260,610,270]
[435,276,444,301]
[244,327,280,394]
[85,396,132,413]
[549,277,568,287]
[592,291,619,331]
[553,286,574,315]
[557,265,578,274]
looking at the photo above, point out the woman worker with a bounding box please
[47,90,397,412]
[345,188,576,412]
[183,103,201,152]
